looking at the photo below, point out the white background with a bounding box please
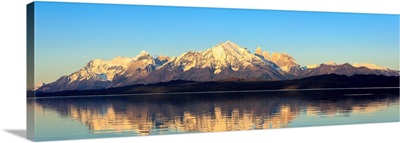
[0,0,399,143]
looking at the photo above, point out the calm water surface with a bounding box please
[28,89,399,141]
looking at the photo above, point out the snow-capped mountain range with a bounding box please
[38,41,399,92]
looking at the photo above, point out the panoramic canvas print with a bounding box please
[27,1,399,141]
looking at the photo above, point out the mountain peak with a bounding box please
[157,55,170,60]
[139,51,150,56]
[224,40,234,44]
[171,41,263,73]
[219,40,240,49]
[86,58,104,67]
[208,41,246,57]
[255,47,262,55]
[133,51,152,60]
[324,61,337,66]
[262,51,270,60]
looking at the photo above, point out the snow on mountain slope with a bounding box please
[270,52,301,73]
[170,41,271,74]
[38,51,170,92]
[111,51,161,86]
[141,41,286,84]
[303,64,320,70]
[353,63,389,70]
[254,47,301,74]
[300,62,399,78]
[155,55,170,67]
[303,62,395,72]
[68,56,135,83]
[324,61,338,66]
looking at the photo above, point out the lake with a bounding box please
[28,88,399,141]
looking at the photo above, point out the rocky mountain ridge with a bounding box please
[37,41,399,92]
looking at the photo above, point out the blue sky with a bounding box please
[34,2,399,84]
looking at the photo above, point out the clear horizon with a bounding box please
[34,2,399,84]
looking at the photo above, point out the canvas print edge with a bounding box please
[26,1,399,141]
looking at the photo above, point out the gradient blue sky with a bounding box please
[34,2,399,84]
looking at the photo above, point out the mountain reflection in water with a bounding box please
[30,89,399,140]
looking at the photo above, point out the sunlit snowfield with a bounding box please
[29,89,399,141]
